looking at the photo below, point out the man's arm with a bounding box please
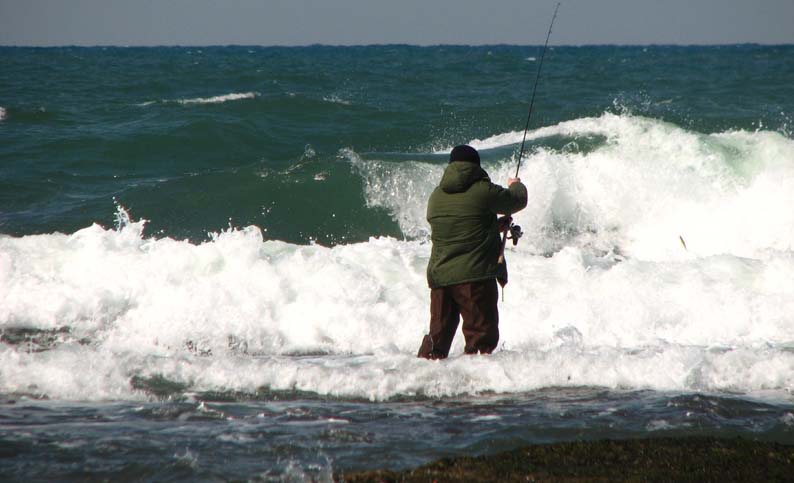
[487,177,528,215]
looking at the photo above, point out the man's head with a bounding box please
[449,145,480,165]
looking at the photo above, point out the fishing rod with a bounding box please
[498,3,560,272]
[514,2,560,178]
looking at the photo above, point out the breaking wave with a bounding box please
[2,113,794,402]
[139,92,260,106]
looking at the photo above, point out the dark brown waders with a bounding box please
[417,278,499,359]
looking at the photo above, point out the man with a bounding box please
[418,145,528,359]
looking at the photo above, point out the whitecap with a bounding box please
[472,414,502,422]
[322,95,352,106]
[176,92,259,105]
[138,92,259,106]
[646,419,677,431]
[425,113,794,260]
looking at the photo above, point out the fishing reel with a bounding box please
[498,216,523,247]
[497,220,523,266]
[507,223,523,246]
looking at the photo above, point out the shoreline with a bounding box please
[336,436,794,482]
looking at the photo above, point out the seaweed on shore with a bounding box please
[336,436,794,482]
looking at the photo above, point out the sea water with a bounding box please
[1,45,793,480]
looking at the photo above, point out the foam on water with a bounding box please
[139,92,259,106]
[347,148,440,239]
[2,114,794,401]
[322,95,352,106]
[405,113,794,260]
[176,92,259,105]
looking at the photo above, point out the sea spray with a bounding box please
[359,113,794,260]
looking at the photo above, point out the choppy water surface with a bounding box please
[2,389,793,481]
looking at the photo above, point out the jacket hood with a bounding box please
[439,161,490,194]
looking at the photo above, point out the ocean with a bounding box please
[1,44,793,481]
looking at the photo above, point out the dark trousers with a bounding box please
[417,278,499,359]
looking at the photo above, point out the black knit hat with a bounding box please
[449,145,480,165]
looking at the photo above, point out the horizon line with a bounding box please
[2,41,792,49]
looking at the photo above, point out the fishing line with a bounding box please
[514,2,561,178]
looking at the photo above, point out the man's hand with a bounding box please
[507,177,521,186]
[497,215,512,232]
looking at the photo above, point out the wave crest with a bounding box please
[139,92,259,106]
[3,115,794,401]
[385,113,794,261]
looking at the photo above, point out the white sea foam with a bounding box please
[346,148,440,239]
[1,218,793,401]
[139,92,259,106]
[2,114,794,402]
[177,92,258,105]
[0,106,6,120]
[411,113,794,260]
[322,95,352,105]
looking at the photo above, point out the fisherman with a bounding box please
[418,145,528,359]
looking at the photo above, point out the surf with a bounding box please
[2,195,794,401]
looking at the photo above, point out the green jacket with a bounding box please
[426,161,528,288]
